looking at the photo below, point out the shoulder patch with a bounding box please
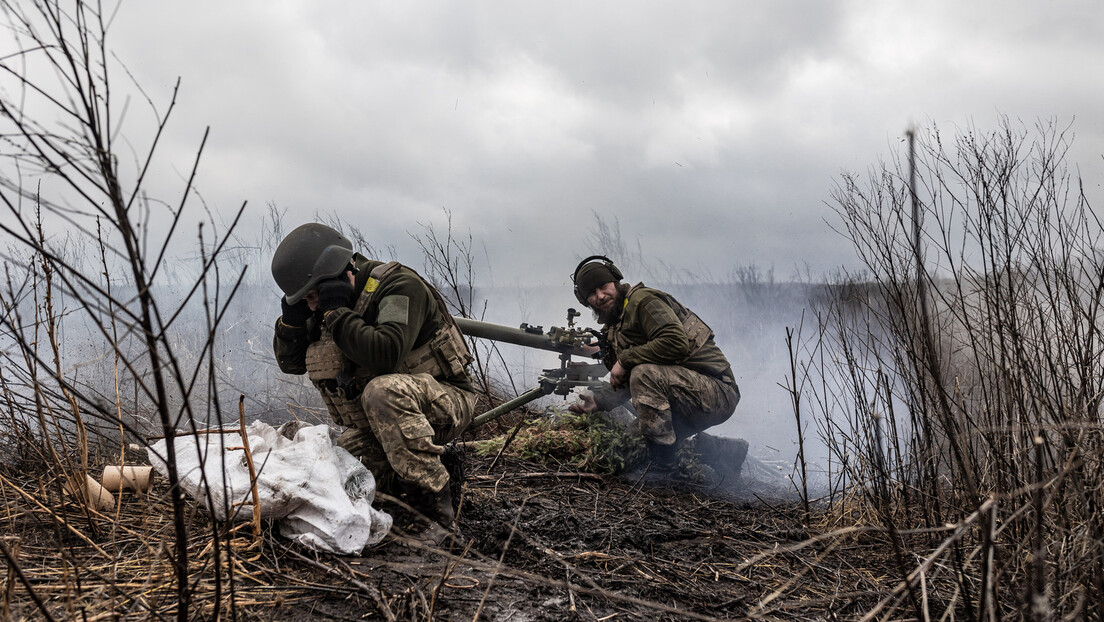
[643,297,679,326]
[377,295,410,325]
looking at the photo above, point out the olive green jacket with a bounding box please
[590,283,734,412]
[601,282,734,382]
[273,255,474,391]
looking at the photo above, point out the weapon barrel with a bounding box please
[471,385,552,427]
[453,316,591,357]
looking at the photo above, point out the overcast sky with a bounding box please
[105,0,1104,287]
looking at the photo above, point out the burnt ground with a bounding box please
[0,447,903,621]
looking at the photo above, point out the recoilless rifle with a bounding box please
[456,309,753,479]
[453,308,610,427]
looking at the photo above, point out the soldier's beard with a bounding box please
[593,284,627,325]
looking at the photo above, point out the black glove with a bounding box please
[317,276,354,312]
[280,296,312,327]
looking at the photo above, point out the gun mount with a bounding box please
[454,309,610,427]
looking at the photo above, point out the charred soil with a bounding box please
[0,446,906,621]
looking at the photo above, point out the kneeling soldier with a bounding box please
[569,255,745,477]
[271,223,477,543]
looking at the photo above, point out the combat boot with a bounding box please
[646,440,679,472]
[693,432,749,478]
[398,483,463,548]
[427,484,457,529]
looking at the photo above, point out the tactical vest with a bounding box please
[610,284,715,365]
[304,261,474,426]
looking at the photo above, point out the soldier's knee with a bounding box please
[361,374,418,410]
[628,363,663,392]
[362,375,396,400]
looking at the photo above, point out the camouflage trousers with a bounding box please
[627,363,740,445]
[332,373,477,494]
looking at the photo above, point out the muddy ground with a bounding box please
[272,448,900,621]
[1,443,904,621]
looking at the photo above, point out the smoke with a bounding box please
[1,224,830,493]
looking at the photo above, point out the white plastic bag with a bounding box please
[148,421,392,554]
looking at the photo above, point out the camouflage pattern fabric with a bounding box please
[357,372,477,493]
[336,426,389,471]
[628,363,739,445]
[336,426,398,493]
[274,255,480,496]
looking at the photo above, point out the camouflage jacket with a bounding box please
[273,254,475,392]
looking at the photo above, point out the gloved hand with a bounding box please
[280,296,312,327]
[317,276,354,312]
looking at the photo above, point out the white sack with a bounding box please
[148,421,392,554]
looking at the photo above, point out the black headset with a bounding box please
[572,255,623,306]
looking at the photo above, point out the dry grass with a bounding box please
[0,448,923,621]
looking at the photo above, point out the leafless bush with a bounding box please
[0,1,255,618]
[410,208,524,411]
[809,117,1103,619]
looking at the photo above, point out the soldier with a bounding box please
[568,256,746,477]
[271,223,477,543]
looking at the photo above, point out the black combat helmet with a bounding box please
[271,223,355,303]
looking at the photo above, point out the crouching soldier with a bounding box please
[568,255,747,478]
[271,223,477,544]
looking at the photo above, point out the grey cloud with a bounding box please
[99,1,1104,286]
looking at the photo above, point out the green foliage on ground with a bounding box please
[472,410,648,474]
